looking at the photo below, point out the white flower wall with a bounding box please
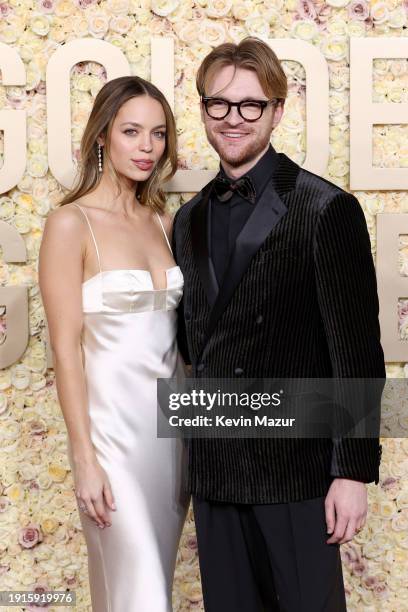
[1,0,408,609]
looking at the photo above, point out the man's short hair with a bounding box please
[196,37,288,101]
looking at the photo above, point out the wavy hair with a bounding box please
[58,76,177,213]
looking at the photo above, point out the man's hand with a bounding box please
[325,478,367,545]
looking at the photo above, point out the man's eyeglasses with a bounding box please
[201,96,283,122]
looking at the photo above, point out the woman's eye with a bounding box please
[154,131,166,139]
[124,129,137,135]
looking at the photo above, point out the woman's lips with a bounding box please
[131,160,154,170]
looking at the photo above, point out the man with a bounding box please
[172,37,385,611]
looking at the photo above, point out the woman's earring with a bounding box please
[97,144,103,172]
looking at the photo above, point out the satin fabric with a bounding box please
[67,262,189,611]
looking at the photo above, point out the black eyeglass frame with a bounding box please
[201,96,283,122]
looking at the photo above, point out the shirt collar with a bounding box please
[218,144,279,202]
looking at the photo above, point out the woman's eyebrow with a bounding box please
[120,122,166,129]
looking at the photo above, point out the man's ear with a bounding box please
[272,102,284,129]
[199,100,205,124]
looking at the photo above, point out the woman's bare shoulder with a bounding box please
[44,202,88,236]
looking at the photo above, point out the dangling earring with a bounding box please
[97,143,103,172]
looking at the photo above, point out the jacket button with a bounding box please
[197,362,205,372]
[234,367,244,376]
[255,314,263,325]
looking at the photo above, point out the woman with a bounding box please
[39,76,189,611]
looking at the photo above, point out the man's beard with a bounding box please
[205,126,271,169]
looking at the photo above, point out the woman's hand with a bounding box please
[73,457,116,529]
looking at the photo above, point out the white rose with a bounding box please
[389,7,406,28]
[328,158,348,178]
[29,14,51,36]
[0,26,18,45]
[320,36,348,61]
[370,2,389,24]
[104,34,126,49]
[106,0,129,13]
[198,20,226,47]
[206,0,232,18]
[14,214,32,234]
[291,20,318,41]
[110,15,131,34]
[0,197,15,220]
[245,16,270,37]
[327,19,348,36]
[151,0,179,17]
[232,2,251,20]
[177,21,200,43]
[88,14,110,38]
[54,0,74,16]
[228,23,248,44]
[69,15,88,37]
[347,21,366,36]
[27,154,48,178]
[326,0,350,6]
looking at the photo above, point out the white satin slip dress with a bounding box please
[66,203,189,612]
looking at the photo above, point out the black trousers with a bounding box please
[192,495,347,612]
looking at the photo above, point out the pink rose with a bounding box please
[37,0,55,13]
[348,0,370,21]
[381,476,400,491]
[27,584,51,611]
[18,524,43,549]
[351,560,367,576]
[74,0,97,8]
[297,0,318,20]
[0,497,9,513]
[0,3,11,16]
[373,583,389,600]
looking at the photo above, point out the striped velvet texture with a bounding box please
[172,152,385,504]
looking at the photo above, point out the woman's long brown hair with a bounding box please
[58,76,177,213]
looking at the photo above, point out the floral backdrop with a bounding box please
[1,0,408,610]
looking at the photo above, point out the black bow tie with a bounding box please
[213,175,256,205]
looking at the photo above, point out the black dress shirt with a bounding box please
[210,144,279,287]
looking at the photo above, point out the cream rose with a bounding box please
[88,13,110,38]
[198,20,226,47]
[27,154,48,178]
[232,2,251,20]
[106,0,129,12]
[321,36,348,61]
[0,197,15,220]
[54,0,74,16]
[291,20,319,41]
[389,7,407,28]
[206,0,232,18]
[29,14,51,36]
[370,2,389,24]
[245,16,270,37]
[151,0,179,17]
[326,0,350,6]
[110,15,132,34]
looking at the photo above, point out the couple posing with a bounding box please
[39,37,385,611]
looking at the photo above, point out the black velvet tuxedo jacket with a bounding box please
[172,151,385,504]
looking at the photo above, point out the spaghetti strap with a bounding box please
[72,203,102,274]
[155,212,173,255]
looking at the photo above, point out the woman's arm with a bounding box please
[39,205,114,528]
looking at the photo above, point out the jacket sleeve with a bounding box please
[313,191,385,484]
[172,207,191,367]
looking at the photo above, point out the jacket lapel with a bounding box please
[191,183,219,307]
[202,181,288,352]
[197,152,301,358]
